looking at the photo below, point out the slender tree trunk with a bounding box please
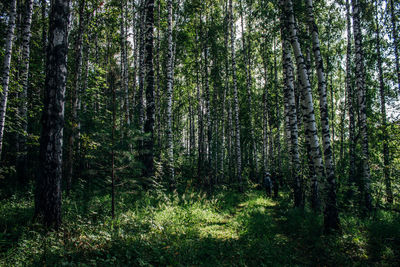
[345,0,356,198]
[221,1,230,183]
[352,0,373,212]
[0,0,17,158]
[111,70,116,219]
[229,0,242,191]
[283,0,324,211]
[143,0,155,177]
[262,50,269,179]
[166,0,174,183]
[203,23,212,181]
[41,0,47,66]
[246,4,258,178]
[16,0,34,180]
[375,2,393,204]
[390,0,400,92]
[281,21,303,207]
[306,0,339,231]
[196,55,204,183]
[137,0,145,132]
[35,0,70,229]
[273,36,282,192]
[155,0,161,150]
[66,0,85,194]
[132,3,139,126]
[121,0,130,126]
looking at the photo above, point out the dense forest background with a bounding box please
[0,0,400,265]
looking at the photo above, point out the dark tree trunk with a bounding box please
[352,0,373,212]
[35,0,70,229]
[143,0,155,178]
[66,0,85,194]
[375,2,393,204]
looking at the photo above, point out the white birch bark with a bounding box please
[166,0,174,182]
[306,0,339,230]
[16,0,34,167]
[351,0,373,211]
[0,0,17,157]
[229,0,242,191]
[283,0,324,210]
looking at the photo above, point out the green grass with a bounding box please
[0,187,399,266]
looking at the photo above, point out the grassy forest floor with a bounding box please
[0,185,399,266]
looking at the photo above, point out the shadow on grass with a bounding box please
[0,199,34,254]
[3,189,400,266]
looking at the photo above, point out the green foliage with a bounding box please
[1,188,399,266]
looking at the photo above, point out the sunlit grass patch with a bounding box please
[1,188,400,266]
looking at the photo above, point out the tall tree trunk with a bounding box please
[229,0,243,191]
[246,3,258,178]
[345,0,356,198]
[351,0,373,212]
[16,0,34,180]
[132,2,139,126]
[121,0,130,126]
[273,36,282,191]
[137,0,145,132]
[196,49,204,183]
[143,0,155,177]
[155,0,161,150]
[221,0,230,183]
[111,70,116,219]
[35,0,70,229]
[240,0,257,178]
[306,0,339,231]
[281,20,303,207]
[66,0,85,194]
[390,0,400,92]
[203,20,212,182]
[283,0,324,211]
[0,0,17,158]
[262,47,269,180]
[375,2,393,204]
[166,0,174,183]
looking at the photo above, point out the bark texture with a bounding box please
[306,0,339,231]
[35,0,70,228]
[229,0,243,191]
[351,0,373,212]
[0,0,17,157]
[166,0,174,182]
[16,0,34,178]
[143,0,155,177]
[283,0,324,211]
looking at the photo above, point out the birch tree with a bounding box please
[375,1,393,203]
[351,0,373,212]
[35,0,70,228]
[346,0,357,198]
[389,0,400,92]
[166,0,174,182]
[283,0,324,210]
[281,20,303,207]
[66,0,86,194]
[229,0,242,191]
[143,0,155,177]
[0,0,17,157]
[306,0,339,231]
[16,0,34,177]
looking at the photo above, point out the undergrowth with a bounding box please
[0,186,399,266]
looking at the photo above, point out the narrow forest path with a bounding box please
[1,189,399,266]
